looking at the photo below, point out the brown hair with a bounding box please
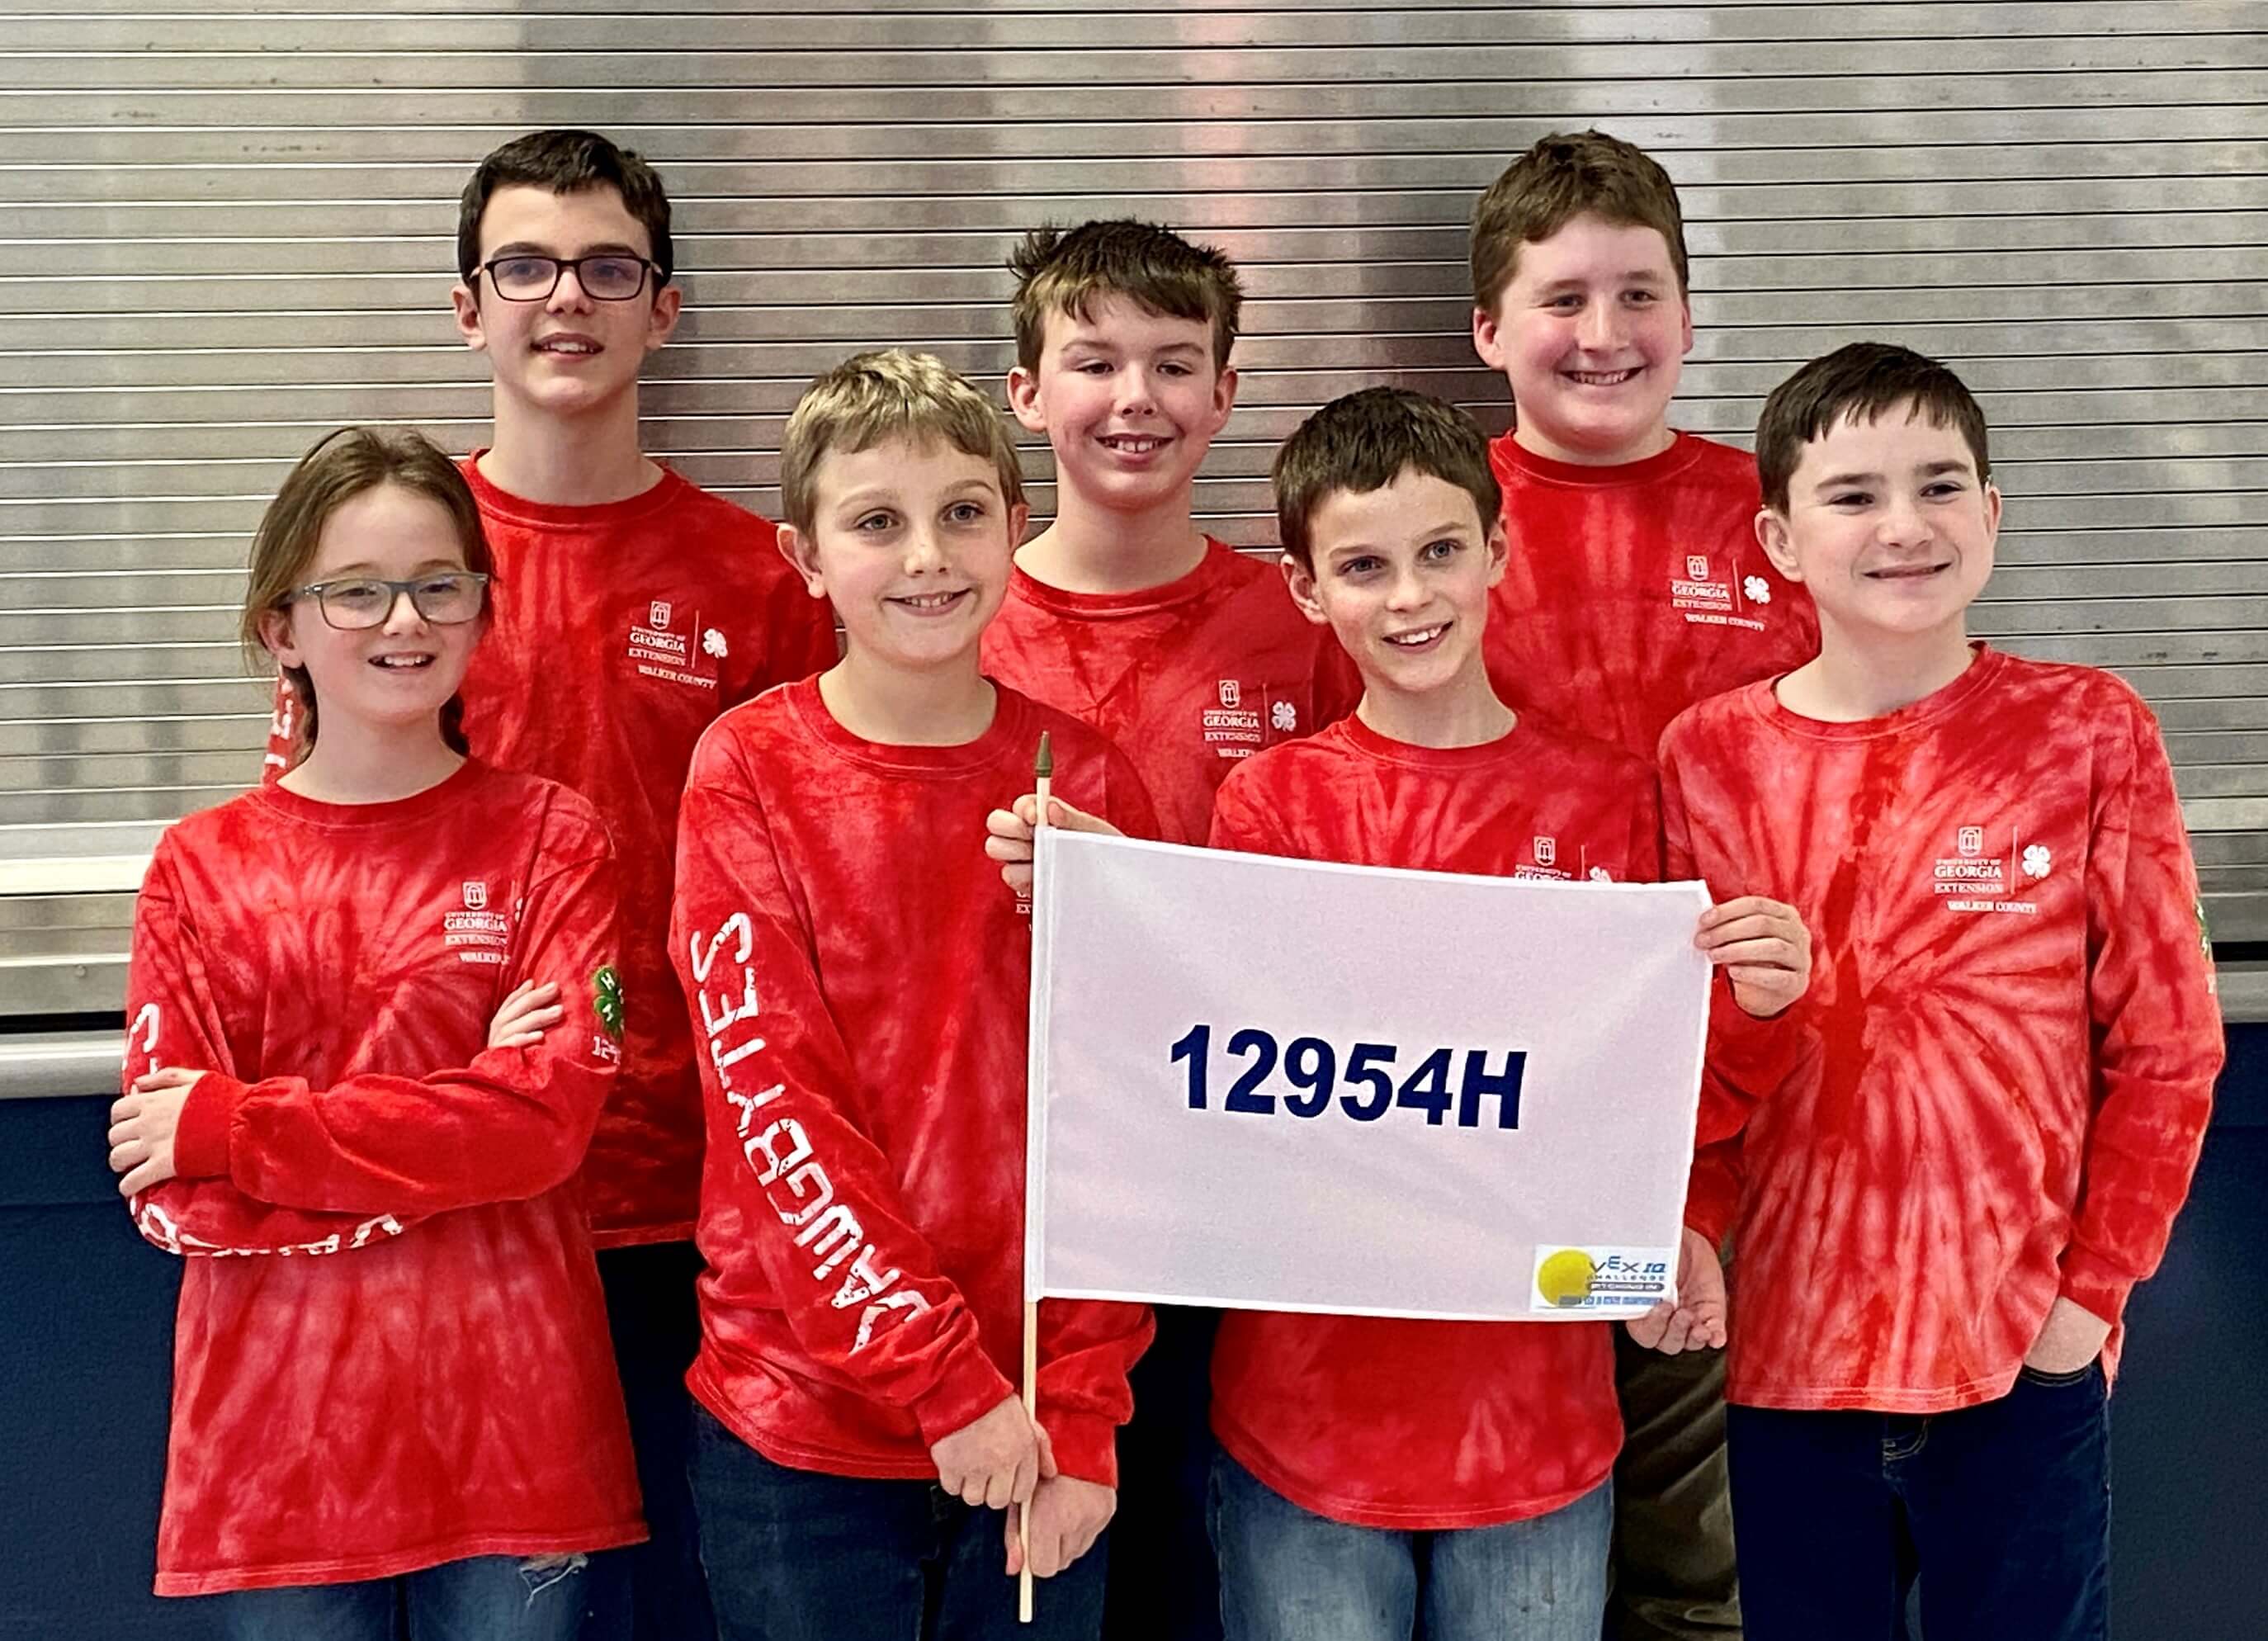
[1754,343,1992,513]
[780,349,1027,533]
[1470,130,1689,313]
[1009,219,1243,374]
[1273,387,1502,568]
[243,428,494,755]
[457,129,674,287]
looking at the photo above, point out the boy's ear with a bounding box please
[644,282,683,352]
[1206,364,1240,434]
[1981,481,2004,547]
[1472,305,1508,372]
[1006,364,1047,435]
[1754,507,1803,583]
[1278,549,1331,628]
[451,281,487,354]
[776,523,829,598]
[1007,499,1032,551]
[1482,521,1511,589]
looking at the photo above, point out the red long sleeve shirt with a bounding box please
[1659,648,2223,1412]
[124,761,642,1596]
[267,459,839,1246]
[672,679,1159,1487]
[1202,712,1660,1529]
[981,537,1358,844]
[1485,432,1817,764]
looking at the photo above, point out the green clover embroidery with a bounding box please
[592,964,625,1043]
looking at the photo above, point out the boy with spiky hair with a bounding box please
[674,350,1155,1641]
[1661,343,2221,1640]
[264,128,839,1640]
[988,216,1354,1639]
[1467,128,1818,1639]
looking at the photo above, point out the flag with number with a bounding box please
[1023,830,1712,1322]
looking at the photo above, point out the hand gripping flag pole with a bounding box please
[1019,731,1052,1624]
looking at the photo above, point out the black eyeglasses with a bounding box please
[479,254,661,302]
[292,573,490,630]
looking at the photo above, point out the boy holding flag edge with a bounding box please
[990,387,1809,1641]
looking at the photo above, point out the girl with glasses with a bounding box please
[104,427,644,1638]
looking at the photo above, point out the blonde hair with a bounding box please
[780,349,1026,532]
[242,427,492,754]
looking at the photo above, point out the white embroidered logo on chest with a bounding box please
[1932,824,2049,915]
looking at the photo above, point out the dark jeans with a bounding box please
[219,1553,588,1641]
[1209,1448,1611,1641]
[691,1402,1108,1641]
[580,1239,714,1641]
[1609,1330,1741,1640]
[1726,1363,2111,1641]
[1103,1303,1222,1641]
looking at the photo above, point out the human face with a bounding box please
[1007,295,1236,515]
[1758,403,2000,646]
[261,485,484,739]
[1472,214,1693,466]
[1283,471,1507,701]
[452,184,681,419]
[778,437,1027,674]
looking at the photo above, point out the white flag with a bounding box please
[1025,830,1712,1322]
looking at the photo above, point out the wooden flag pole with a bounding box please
[1020,731,1052,1625]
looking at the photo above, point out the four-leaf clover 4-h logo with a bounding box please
[2022,844,2053,881]
[702,627,728,660]
[1270,700,1297,733]
[592,965,625,1042]
[1743,575,1771,604]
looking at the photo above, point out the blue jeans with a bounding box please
[1207,1449,1611,1641]
[692,1402,1108,1641]
[1726,1362,2111,1641]
[581,1239,713,1641]
[218,1552,588,1641]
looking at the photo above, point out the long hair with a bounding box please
[242,428,493,756]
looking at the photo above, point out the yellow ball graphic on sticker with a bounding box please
[1538,1249,1598,1309]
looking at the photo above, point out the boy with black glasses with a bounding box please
[263,130,839,1641]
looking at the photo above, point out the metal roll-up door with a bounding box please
[2,1,2261,1017]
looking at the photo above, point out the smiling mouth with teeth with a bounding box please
[1865,562,1952,581]
[1563,368,1638,386]
[1384,625,1448,647]
[891,590,969,610]
[371,653,435,668]
[536,338,599,355]
[1099,435,1168,453]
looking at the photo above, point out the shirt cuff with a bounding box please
[1037,1409,1119,1490]
[2056,1251,2136,1331]
[907,1344,1020,1453]
[169,1073,248,1181]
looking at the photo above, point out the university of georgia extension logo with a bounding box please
[461,878,487,910]
[592,965,625,1042]
[649,600,672,631]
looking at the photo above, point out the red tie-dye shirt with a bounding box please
[267,460,839,1246]
[672,679,1158,1487]
[124,761,642,1596]
[1660,647,2223,1413]
[1202,712,1659,1529]
[1486,432,1817,764]
[982,537,1358,844]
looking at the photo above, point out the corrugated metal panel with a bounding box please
[2,0,2262,1019]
